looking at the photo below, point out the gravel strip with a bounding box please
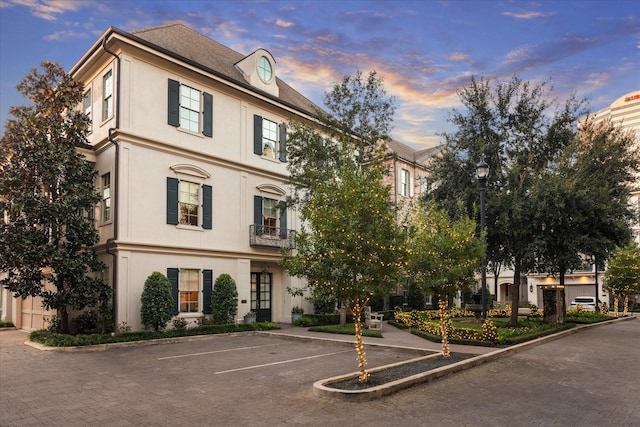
[329,353,478,390]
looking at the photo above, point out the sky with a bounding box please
[0,0,638,149]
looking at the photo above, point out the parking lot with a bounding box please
[1,317,639,426]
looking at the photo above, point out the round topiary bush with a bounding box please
[210,273,239,324]
[140,272,174,331]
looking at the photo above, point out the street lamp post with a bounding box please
[476,158,489,322]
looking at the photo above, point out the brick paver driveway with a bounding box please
[1,317,638,426]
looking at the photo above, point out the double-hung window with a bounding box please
[179,269,200,313]
[101,173,111,222]
[400,169,410,197]
[179,181,199,226]
[253,115,286,162]
[179,85,201,133]
[168,79,213,137]
[83,90,92,132]
[262,198,279,236]
[254,195,287,238]
[262,119,278,159]
[102,71,113,122]
[167,269,213,315]
[166,177,212,229]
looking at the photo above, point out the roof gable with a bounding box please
[129,23,317,115]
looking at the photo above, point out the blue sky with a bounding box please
[0,0,638,148]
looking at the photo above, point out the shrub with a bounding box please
[307,286,337,314]
[210,273,238,324]
[140,272,174,332]
[73,310,100,334]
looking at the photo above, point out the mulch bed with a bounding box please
[328,353,477,390]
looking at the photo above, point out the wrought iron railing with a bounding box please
[249,224,296,249]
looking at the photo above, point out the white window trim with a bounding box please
[102,70,113,123]
[100,172,111,224]
[179,84,202,134]
[261,118,278,160]
[178,268,202,314]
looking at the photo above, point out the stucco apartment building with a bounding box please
[3,23,319,330]
[1,23,444,330]
[488,90,640,309]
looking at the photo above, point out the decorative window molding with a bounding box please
[170,164,211,179]
[256,183,286,196]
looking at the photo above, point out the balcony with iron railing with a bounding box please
[249,224,296,249]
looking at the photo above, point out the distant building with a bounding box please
[382,139,442,308]
[591,90,640,245]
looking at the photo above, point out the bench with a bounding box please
[364,306,384,331]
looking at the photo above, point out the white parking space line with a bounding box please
[214,350,352,374]
[158,343,282,360]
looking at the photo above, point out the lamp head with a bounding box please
[476,157,489,181]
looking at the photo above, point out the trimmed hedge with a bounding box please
[29,322,278,347]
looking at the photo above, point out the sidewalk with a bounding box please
[265,320,496,354]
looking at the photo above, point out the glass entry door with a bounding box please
[251,272,272,322]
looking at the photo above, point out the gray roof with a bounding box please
[127,23,318,116]
[386,139,442,167]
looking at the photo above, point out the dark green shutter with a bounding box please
[254,195,263,234]
[279,207,287,239]
[253,115,263,155]
[279,123,287,162]
[168,79,180,127]
[202,184,212,229]
[167,268,179,315]
[202,270,213,314]
[203,92,213,137]
[167,177,179,225]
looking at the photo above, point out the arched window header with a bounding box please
[170,164,211,179]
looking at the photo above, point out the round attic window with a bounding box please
[257,56,273,82]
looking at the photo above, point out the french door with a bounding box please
[251,272,272,322]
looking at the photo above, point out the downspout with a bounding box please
[103,35,120,330]
[393,157,398,205]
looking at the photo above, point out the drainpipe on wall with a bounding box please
[103,36,120,330]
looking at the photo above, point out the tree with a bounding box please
[428,75,587,325]
[0,61,110,333]
[405,201,484,302]
[281,156,406,382]
[605,244,640,315]
[140,272,174,331]
[210,273,239,324]
[281,71,404,382]
[531,116,639,321]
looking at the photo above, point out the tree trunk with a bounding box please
[60,307,70,334]
[509,258,521,326]
[558,269,566,323]
[338,305,346,328]
[351,302,369,382]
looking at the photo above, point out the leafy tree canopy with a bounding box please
[604,243,640,296]
[0,61,109,333]
[281,70,401,382]
[405,201,484,299]
[428,75,588,325]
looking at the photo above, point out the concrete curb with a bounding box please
[312,314,637,401]
[23,330,259,352]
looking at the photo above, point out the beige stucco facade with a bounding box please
[3,24,316,331]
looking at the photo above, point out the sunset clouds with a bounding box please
[1,0,638,148]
